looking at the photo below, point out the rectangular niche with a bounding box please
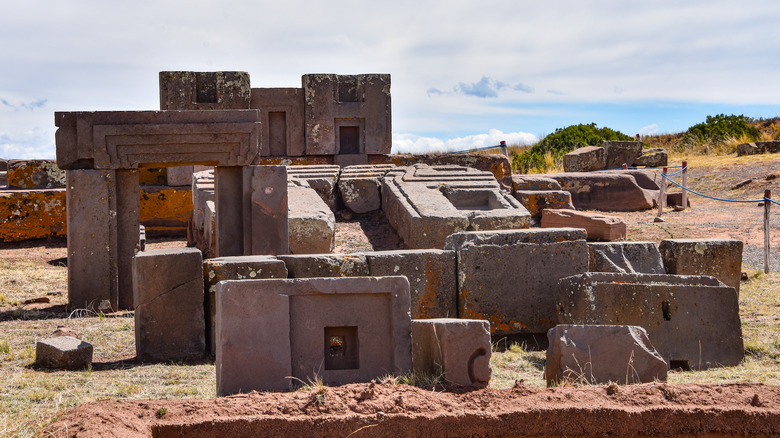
[335,119,365,155]
[324,326,359,370]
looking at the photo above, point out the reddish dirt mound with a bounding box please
[47,382,780,437]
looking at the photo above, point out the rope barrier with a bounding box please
[766,197,780,207]
[662,174,765,204]
[665,165,687,177]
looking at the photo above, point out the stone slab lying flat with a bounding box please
[659,238,743,294]
[558,272,743,369]
[445,229,588,335]
[288,182,336,254]
[588,241,665,274]
[36,336,93,370]
[55,110,260,170]
[279,254,370,278]
[133,247,205,362]
[215,276,412,395]
[546,171,660,211]
[203,255,288,355]
[286,165,341,211]
[412,318,491,387]
[512,190,574,221]
[541,208,626,241]
[545,325,667,386]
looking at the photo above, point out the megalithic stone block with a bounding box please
[215,165,289,257]
[133,247,205,362]
[251,88,306,157]
[159,71,251,110]
[54,110,261,170]
[412,318,492,387]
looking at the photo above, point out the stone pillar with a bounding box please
[66,169,118,311]
[116,169,140,309]
[215,166,244,257]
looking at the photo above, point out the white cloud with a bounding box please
[639,124,659,136]
[392,129,537,154]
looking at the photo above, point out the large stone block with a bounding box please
[279,254,370,278]
[303,74,392,156]
[36,336,93,370]
[139,185,193,236]
[288,182,335,254]
[547,171,660,211]
[188,170,216,257]
[338,164,396,214]
[373,153,512,187]
[159,71,251,110]
[412,319,491,387]
[513,190,574,221]
[511,175,562,191]
[55,110,260,170]
[7,160,65,189]
[166,165,212,186]
[541,208,626,241]
[545,325,667,386]
[602,140,643,169]
[563,146,606,172]
[215,276,412,395]
[203,255,288,355]
[558,272,743,369]
[286,165,341,211]
[588,241,665,274]
[0,189,65,242]
[133,248,205,362]
[445,229,588,335]
[634,148,668,167]
[365,250,457,319]
[383,165,530,249]
[659,238,743,294]
[251,88,305,157]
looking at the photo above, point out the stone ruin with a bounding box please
[47,70,746,391]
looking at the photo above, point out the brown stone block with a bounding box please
[288,183,335,254]
[541,208,626,241]
[251,88,305,157]
[412,319,491,387]
[139,186,193,236]
[7,160,65,189]
[215,276,411,395]
[602,140,643,169]
[563,146,606,172]
[55,110,260,170]
[0,189,66,242]
[588,241,665,274]
[133,247,205,362]
[159,71,251,110]
[279,254,369,278]
[659,238,743,294]
[513,190,574,219]
[548,172,659,211]
[371,154,512,184]
[36,336,93,370]
[137,167,167,185]
[243,165,288,255]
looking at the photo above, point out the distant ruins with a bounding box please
[30,70,747,391]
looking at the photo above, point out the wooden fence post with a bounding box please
[765,189,772,274]
[656,167,667,220]
[681,161,688,209]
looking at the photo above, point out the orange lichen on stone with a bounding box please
[138,168,167,185]
[139,186,193,235]
[413,258,440,319]
[7,161,65,189]
[0,189,66,241]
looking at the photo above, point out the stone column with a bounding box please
[215,166,244,257]
[116,169,140,309]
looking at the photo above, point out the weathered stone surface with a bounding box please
[412,319,491,387]
[373,154,513,188]
[251,88,305,157]
[203,255,288,355]
[666,192,691,208]
[279,254,369,278]
[558,272,744,369]
[659,238,743,294]
[139,185,192,236]
[0,189,65,242]
[286,165,341,211]
[36,336,93,370]
[138,167,167,185]
[288,182,335,254]
[588,241,665,274]
[55,110,261,170]
[445,229,588,335]
[547,172,660,211]
[383,165,530,249]
[634,148,668,167]
[541,208,626,241]
[760,140,780,153]
[159,71,251,110]
[602,141,643,169]
[737,142,763,156]
[365,250,457,319]
[303,74,391,156]
[563,146,606,172]
[166,165,212,186]
[513,190,574,221]
[188,170,216,257]
[216,276,412,395]
[7,160,65,189]
[133,247,205,362]
[338,165,396,214]
[545,325,667,386]
[511,175,562,191]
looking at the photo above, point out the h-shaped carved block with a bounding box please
[412,318,492,387]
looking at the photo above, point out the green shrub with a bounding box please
[512,123,633,173]
[681,114,760,147]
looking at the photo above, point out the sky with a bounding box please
[1,0,779,158]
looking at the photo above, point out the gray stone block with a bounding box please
[659,238,743,294]
[602,140,643,169]
[588,241,665,274]
[563,146,606,172]
[338,165,395,214]
[279,254,370,278]
[286,165,341,211]
[215,276,411,395]
[159,71,251,110]
[36,336,93,370]
[446,229,588,335]
[288,183,335,254]
[133,247,205,362]
[365,250,457,319]
[634,148,668,167]
[558,272,743,369]
[545,325,667,386]
[203,255,288,356]
[511,175,562,191]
